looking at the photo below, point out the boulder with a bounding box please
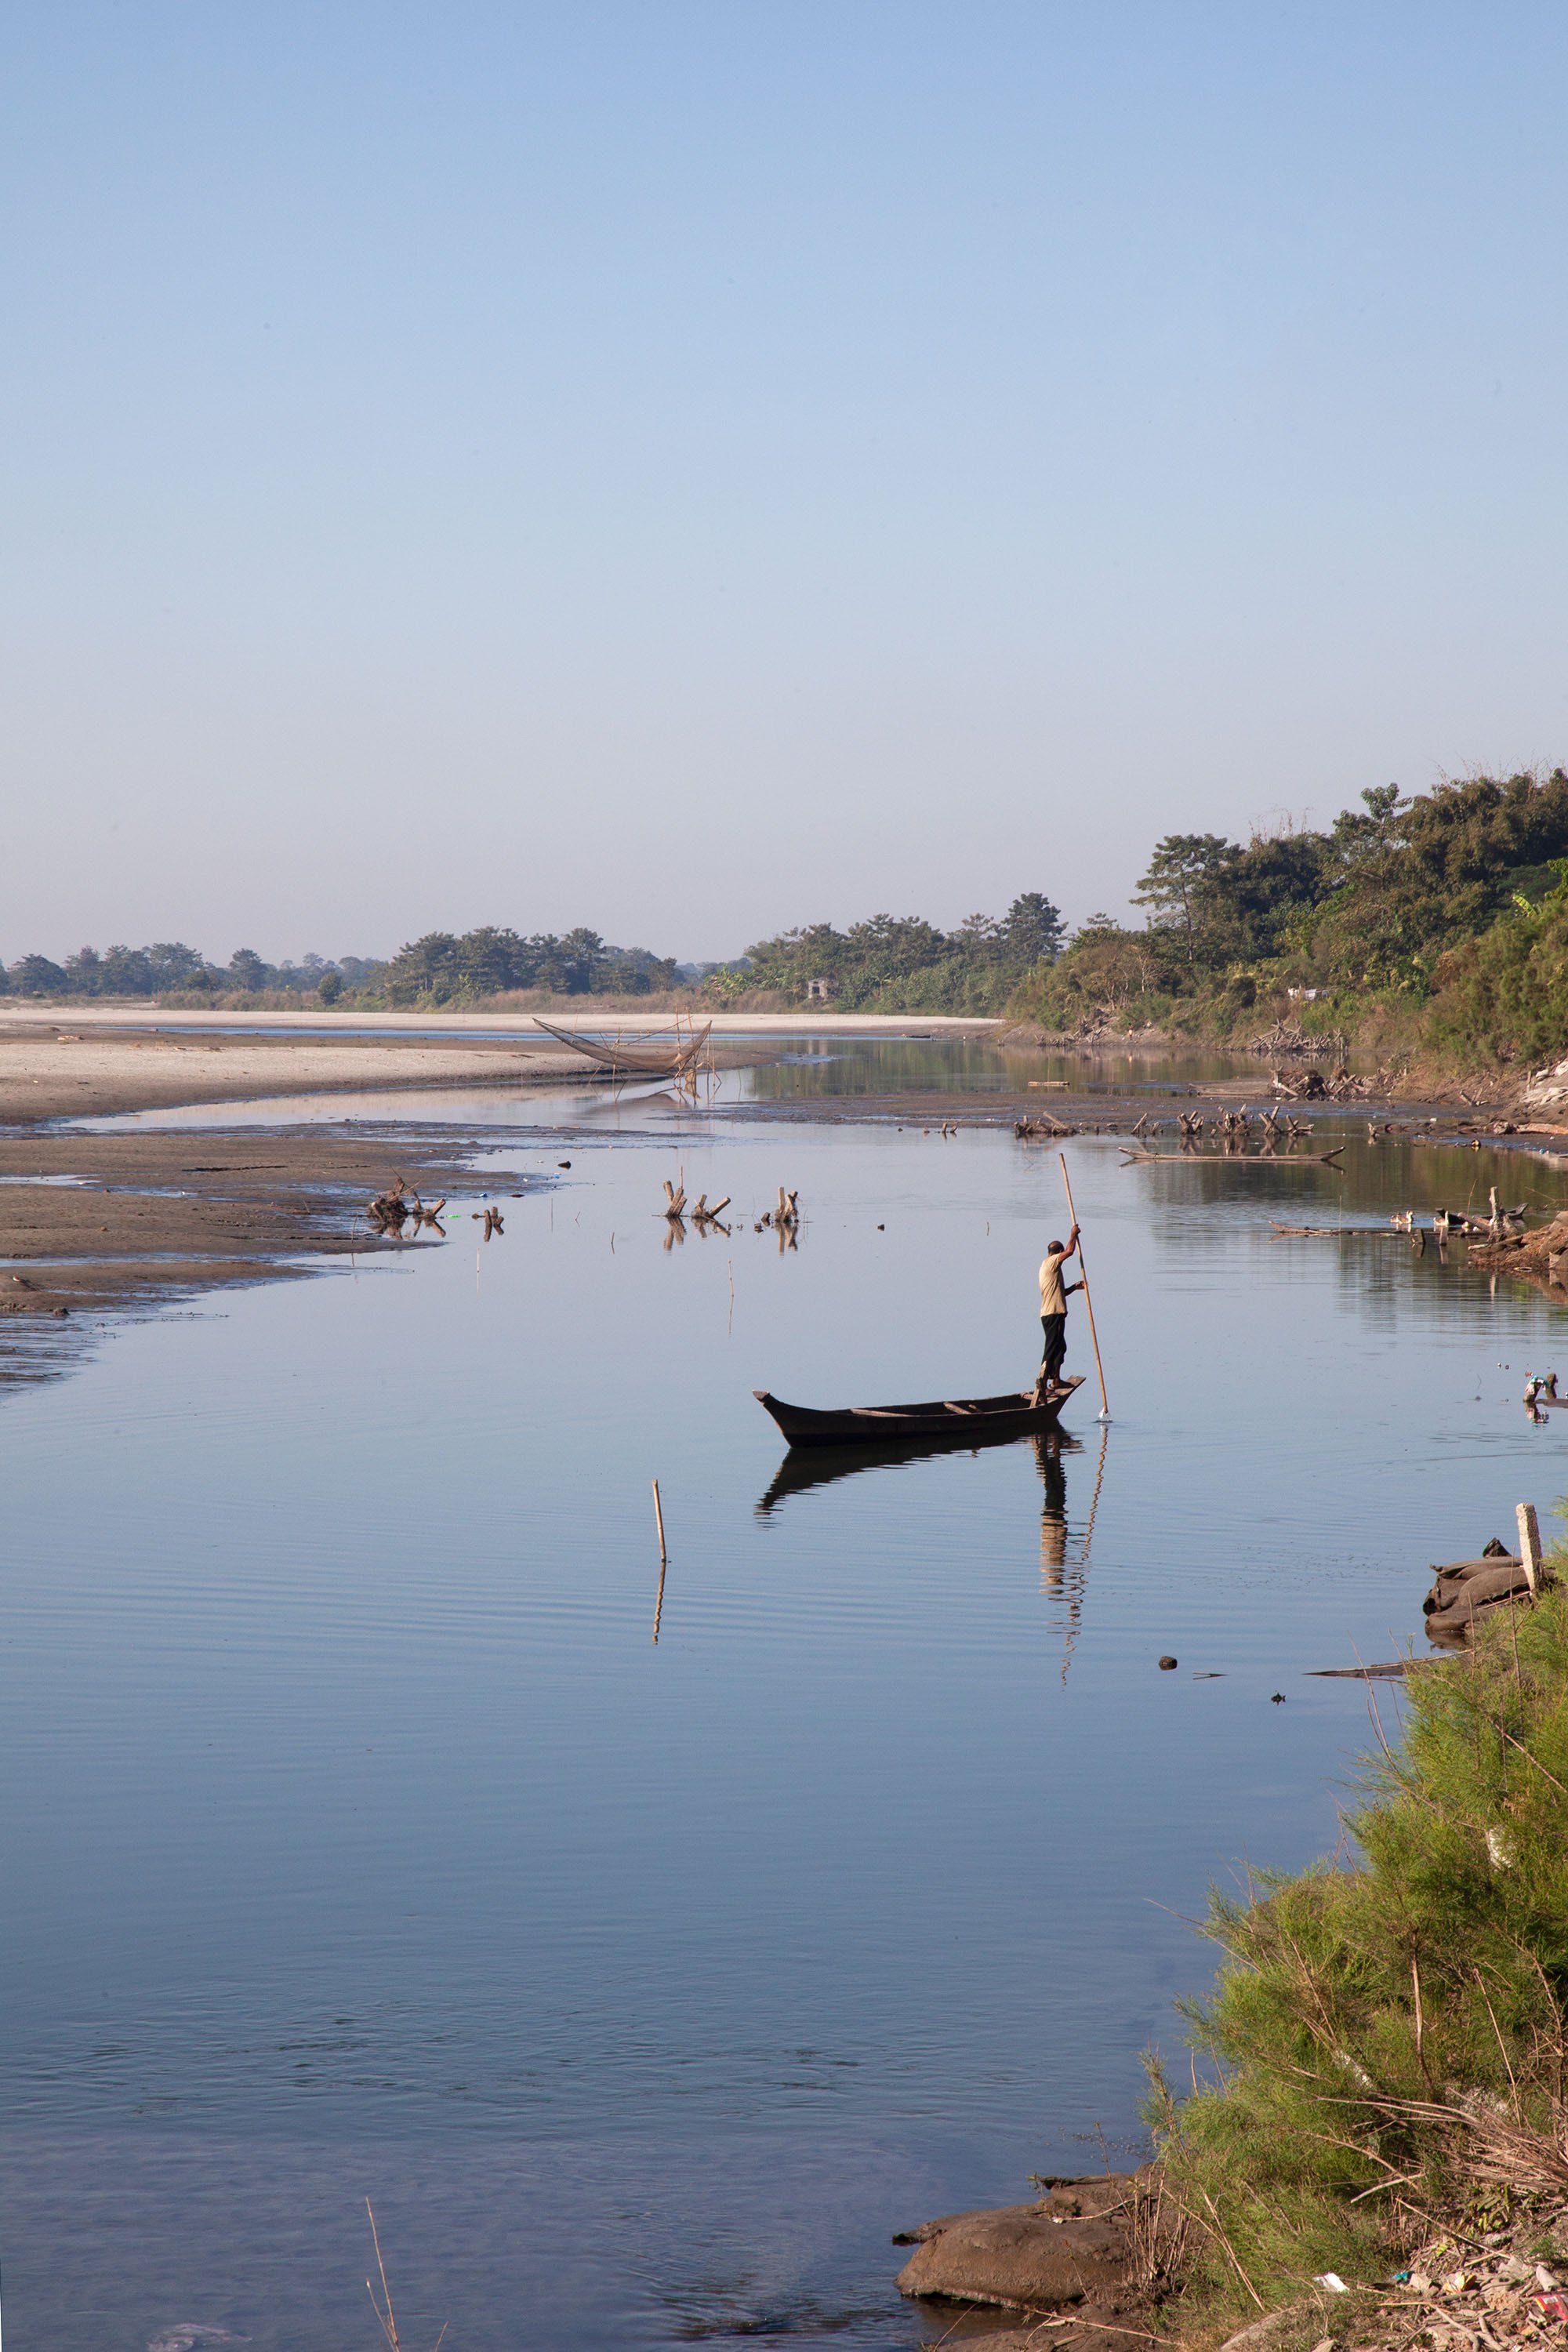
[895,2170,1149,2310]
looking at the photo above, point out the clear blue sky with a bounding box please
[5,3,1566,964]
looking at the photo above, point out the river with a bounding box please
[2,1040,1564,2349]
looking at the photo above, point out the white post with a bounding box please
[1516,1501,1542,1597]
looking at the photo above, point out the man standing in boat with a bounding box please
[1038,1222,1082,1391]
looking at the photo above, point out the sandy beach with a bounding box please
[0,1019,609,1125]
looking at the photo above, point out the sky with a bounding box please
[4,2,1566,965]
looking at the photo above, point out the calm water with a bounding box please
[5,1047,1568,2350]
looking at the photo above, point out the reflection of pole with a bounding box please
[1059,1154,1110,1421]
[1080,1420,1109,1567]
[1058,1422,1109,1685]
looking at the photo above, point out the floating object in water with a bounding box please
[753,1375,1083,1450]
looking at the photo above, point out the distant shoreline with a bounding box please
[0,1004,1002,1037]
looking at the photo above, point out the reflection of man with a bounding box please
[1035,1435,1067,1580]
[1038,1223,1082,1390]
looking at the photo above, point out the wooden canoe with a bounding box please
[753,1374,1083,1450]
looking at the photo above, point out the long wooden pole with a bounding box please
[1059,1153,1110,1421]
[652,1479,669,1643]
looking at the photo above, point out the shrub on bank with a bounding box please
[1152,1576,1568,2328]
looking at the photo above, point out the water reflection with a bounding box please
[13,1043,1568,2352]
[1037,1426,1111,1684]
[756,1425,1083,1515]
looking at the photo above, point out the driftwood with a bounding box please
[1269,1063,1367,1102]
[755,1188,801,1247]
[1123,1145,1345,1166]
[1308,1660,1429,1679]
[368,1178,447,1236]
[1270,1218,1421,1239]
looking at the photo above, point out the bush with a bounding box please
[1426,890,1568,1069]
[1154,1577,1568,2323]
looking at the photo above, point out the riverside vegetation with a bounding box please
[1014,768,1568,1075]
[1148,1564,1568,2346]
[0,901,1067,1015]
[8,771,1568,1077]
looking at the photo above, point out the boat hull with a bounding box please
[753,1376,1083,1449]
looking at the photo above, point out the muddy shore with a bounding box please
[0,1118,536,1383]
[0,1022,619,1381]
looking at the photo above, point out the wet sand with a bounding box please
[0,1114,533,1383]
[0,1020,612,1126]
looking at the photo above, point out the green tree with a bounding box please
[1001,891,1065,967]
[145,942,209,990]
[227,949,270,992]
[101,944,154,994]
[1132,834,1237,961]
[9,954,70,995]
[385,932,462,1003]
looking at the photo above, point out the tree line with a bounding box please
[13,770,1567,1061]
[1017,768,1568,1063]
[0,942,380,1002]
[0,929,680,1005]
[738,895,1065,1012]
[0,898,1067,1011]
[380,929,677,1002]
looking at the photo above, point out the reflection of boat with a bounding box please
[756,1425,1081,1514]
[753,1374,1083,1450]
[531,1016,713,1078]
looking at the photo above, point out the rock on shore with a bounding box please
[895,2170,1167,2349]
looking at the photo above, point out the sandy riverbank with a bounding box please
[0,1003,1000,1039]
[0,1116,533,1381]
[0,1006,989,1126]
[0,1020,638,1126]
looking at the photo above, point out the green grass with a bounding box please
[1150,1574,1568,2330]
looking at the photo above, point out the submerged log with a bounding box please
[1123,1146,1345,1165]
